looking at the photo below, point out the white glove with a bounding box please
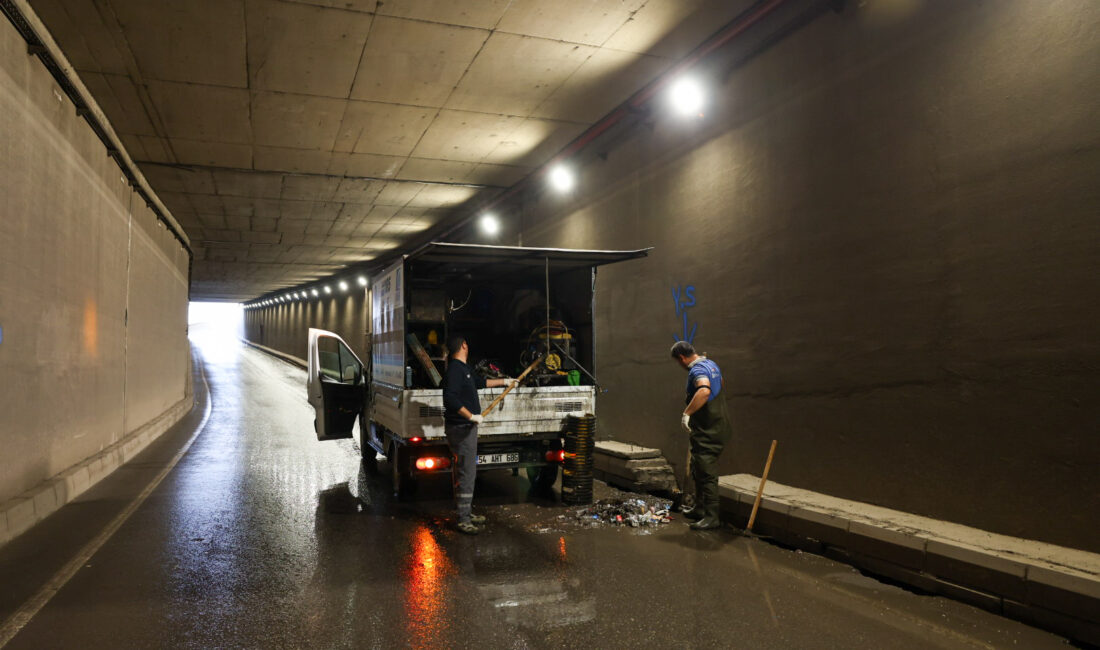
[681,413,691,433]
[501,378,517,390]
[469,414,484,424]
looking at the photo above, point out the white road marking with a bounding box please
[0,353,214,647]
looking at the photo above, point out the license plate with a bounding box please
[477,453,519,465]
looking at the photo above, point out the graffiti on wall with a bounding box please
[671,284,697,344]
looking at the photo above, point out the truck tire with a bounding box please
[359,414,378,473]
[390,443,416,498]
[527,463,558,498]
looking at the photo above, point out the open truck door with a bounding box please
[307,328,366,441]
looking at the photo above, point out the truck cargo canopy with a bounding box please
[405,242,650,277]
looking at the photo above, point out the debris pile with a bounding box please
[569,498,672,527]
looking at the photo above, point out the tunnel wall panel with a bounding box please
[244,290,369,366]
[513,1,1099,551]
[0,14,190,506]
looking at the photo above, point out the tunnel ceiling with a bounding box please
[29,0,748,300]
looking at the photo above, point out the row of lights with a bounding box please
[249,79,708,303]
[246,274,368,309]
[475,76,706,236]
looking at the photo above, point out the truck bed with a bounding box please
[372,383,594,439]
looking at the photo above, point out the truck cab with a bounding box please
[306,242,648,496]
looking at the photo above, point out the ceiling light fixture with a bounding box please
[357,276,367,287]
[479,214,500,236]
[668,76,705,117]
[338,281,348,292]
[311,289,319,297]
[324,286,332,294]
[549,165,574,192]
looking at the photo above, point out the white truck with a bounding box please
[306,242,648,495]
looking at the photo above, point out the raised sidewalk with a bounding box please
[719,474,1099,645]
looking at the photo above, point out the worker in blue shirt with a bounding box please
[442,333,514,535]
[672,340,732,530]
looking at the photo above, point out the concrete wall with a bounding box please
[244,289,369,363]
[504,0,1099,551]
[0,13,190,506]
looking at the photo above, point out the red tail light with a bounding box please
[410,437,423,443]
[415,457,450,471]
[545,450,566,463]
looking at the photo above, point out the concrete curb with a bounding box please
[718,474,1100,645]
[242,339,306,369]
[0,394,194,548]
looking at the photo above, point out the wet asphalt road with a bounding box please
[0,330,1073,649]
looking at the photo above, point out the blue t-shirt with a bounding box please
[686,358,722,403]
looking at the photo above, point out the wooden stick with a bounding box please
[482,356,543,416]
[746,439,778,532]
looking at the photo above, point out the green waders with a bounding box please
[689,396,732,520]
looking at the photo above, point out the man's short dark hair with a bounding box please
[671,341,695,359]
[447,333,467,357]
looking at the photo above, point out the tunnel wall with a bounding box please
[0,14,191,508]
[243,289,369,365]
[500,1,1099,551]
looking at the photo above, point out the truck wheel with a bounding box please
[390,444,416,498]
[360,415,378,473]
[526,463,558,498]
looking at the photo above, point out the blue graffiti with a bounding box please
[671,284,698,344]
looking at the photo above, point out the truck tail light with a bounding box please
[415,457,451,471]
[545,450,565,463]
[410,437,423,443]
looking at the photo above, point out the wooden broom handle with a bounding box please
[747,439,778,532]
[482,356,543,416]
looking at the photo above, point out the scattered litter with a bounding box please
[568,497,673,527]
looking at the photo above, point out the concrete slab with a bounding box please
[604,0,754,59]
[532,48,670,123]
[334,100,435,157]
[594,441,661,459]
[251,91,345,151]
[213,170,284,199]
[1027,566,1100,624]
[146,80,251,143]
[246,0,372,97]
[329,152,403,178]
[171,139,253,169]
[116,0,247,86]
[497,0,645,47]
[253,146,332,175]
[411,109,525,163]
[445,32,595,116]
[396,158,478,184]
[350,16,486,107]
[926,539,1028,602]
[483,117,588,167]
[376,0,510,30]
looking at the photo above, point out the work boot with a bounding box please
[681,506,706,521]
[690,516,722,530]
[456,520,480,535]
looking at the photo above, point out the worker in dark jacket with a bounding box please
[672,340,732,530]
[442,334,514,534]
